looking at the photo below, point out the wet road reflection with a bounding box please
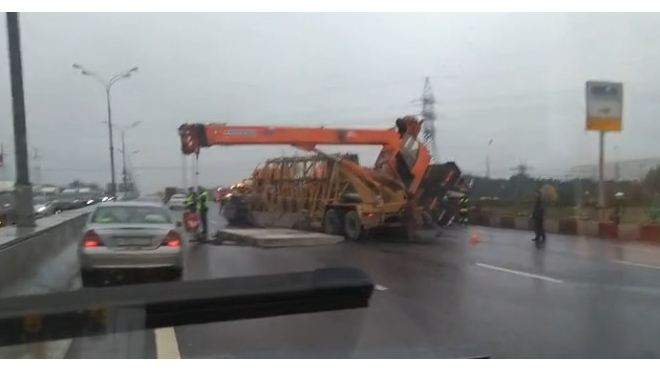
[66,206,660,358]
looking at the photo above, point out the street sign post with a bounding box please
[586,81,624,220]
[586,81,623,132]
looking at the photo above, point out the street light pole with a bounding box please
[106,85,116,197]
[111,121,140,199]
[6,12,35,228]
[73,64,138,197]
[614,145,621,181]
[121,130,127,198]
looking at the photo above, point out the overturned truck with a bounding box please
[222,152,466,240]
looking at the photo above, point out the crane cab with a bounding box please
[373,116,431,195]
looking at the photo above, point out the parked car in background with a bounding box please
[167,194,187,210]
[33,195,57,218]
[0,192,16,227]
[50,197,80,213]
[136,195,165,204]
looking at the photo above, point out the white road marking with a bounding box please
[155,327,180,359]
[375,284,388,291]
[614,260,660,271]
[475,263,563,283]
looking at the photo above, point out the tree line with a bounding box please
[468,166,660,207]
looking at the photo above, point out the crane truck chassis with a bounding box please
[221,152,466,240]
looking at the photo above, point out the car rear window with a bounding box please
[91,206,172,224]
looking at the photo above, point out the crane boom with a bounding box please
[177,116,430,195]
[178,123,403,155]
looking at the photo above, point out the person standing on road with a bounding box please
[532,192,546,242]
[197,186,209,237]
[185,187,197,213]
[458,195,469,226]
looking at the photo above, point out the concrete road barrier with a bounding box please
[577,220,599,238]
[514,217,531,230]
[0,207,93,358]
[499,217,515,229]
[469,211,660,244]
[618,223,640,240]
[639,224,660,242]
[0,207,92,292]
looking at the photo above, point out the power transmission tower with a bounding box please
[510,161,533,177]
[420,77,439,162]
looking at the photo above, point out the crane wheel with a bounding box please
[323,209,343,235]
[343,210,363,241]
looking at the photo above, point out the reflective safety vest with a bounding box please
[97,215,114,223]
[198,191,208,210]
[185,193,197,208]
[459,197,469,213]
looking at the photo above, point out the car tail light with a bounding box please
[162,230,181,247]
[82,229,102,248]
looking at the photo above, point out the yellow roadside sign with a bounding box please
[586,81,623,132]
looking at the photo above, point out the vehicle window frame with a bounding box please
[399,134,420,169]
[90,205,173,224]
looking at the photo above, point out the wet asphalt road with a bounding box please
[67,204,660,358]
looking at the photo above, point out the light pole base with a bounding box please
[14,184,35,228]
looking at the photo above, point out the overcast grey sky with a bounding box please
[2,12,660,192]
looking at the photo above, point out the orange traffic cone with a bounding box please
[470,230,481,244]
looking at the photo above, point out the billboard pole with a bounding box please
[598,131,605,219]
[586,80,623,222]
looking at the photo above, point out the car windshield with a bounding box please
[5,11,660,360]
[91,205,172,224]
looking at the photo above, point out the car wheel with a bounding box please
[323,209,343,235]
[343,210,363,241]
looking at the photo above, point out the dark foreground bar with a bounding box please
[0,267,373,347]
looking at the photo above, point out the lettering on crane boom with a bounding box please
[224,129,256,136]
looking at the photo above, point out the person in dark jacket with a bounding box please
[531,192,546,242]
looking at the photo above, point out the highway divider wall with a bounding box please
[0,207,93,293]
[469,212,658,242]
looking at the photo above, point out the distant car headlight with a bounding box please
[36,205,46,213]
[102,196,109,202]
[86,199,94,205]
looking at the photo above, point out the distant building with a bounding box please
[570,158,660,181]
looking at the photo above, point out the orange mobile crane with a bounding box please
[178,116,463,240]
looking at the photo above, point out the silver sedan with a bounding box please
[77,201,185,287]
[167,194,187,210]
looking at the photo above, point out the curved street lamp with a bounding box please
[113,121,141,198]
[73,64,138,197]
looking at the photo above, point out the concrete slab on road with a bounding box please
[215,228,344,247]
